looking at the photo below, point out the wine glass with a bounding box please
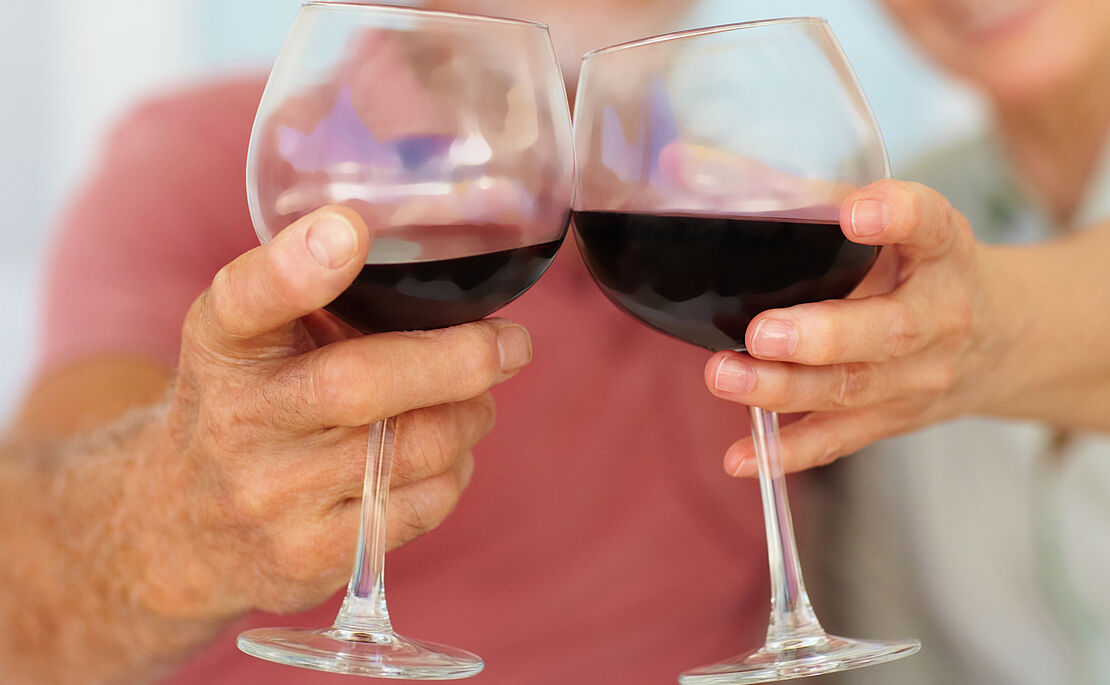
[238,2,573,679]
[572,18,919,683]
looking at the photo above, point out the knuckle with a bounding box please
[388,471,466,549]
[920,357,959,396]
[393,394,494,486]
[834,362,875,409]
[932,194,954,246]
[388,324,500,400]
[262,240,300,304]
[456,351,494,392]
[389,492,438,547]
[813,430,845,468]
[181,291,210,346]
[393,413,449,485]
[300,354,329,418]
[194,390,265,457]
[470,392,497,437]
[758,375,793,410]
[898,186,925,235]
[805,303,842,365]
[205,265,247,339]
[456,451,476,489]
[271,353,334,427]
[258,371,312,428]
[887,300,924,358]
[951,209,974,247]
[349,346,403,423]
[946,296,976,339]
[456,326,502,387]
[898,182,953,247]
[224,476,280,526]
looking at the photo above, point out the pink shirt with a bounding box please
[42,77,771,685]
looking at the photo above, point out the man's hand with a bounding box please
[1,206,532,684]
[140,205,531,618]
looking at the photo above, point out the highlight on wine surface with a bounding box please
[573,17,918,684]
[238,2,574,679]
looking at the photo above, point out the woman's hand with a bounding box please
[704,179,1012,475]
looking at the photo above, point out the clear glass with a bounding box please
[239,2,573,678]
[572,18,919,683]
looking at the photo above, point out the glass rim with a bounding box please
[582,16,828,59]
[302,1,550,30]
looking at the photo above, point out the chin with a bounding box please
[950,2,1105,106]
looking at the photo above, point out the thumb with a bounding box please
[189,206,369,355]
[840,179,966,260]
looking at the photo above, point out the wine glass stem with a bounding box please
[333,416,397,636]
[748,405,825,647]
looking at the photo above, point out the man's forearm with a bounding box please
[0,407,232,685]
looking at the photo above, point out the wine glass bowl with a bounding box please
[248,2,574,334]
[238,2,573,679]
[572,18,918,684]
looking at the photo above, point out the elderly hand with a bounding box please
[704,179,1009,475]
[137,205,530,619]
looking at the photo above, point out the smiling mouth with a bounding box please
[954,0,1047,37]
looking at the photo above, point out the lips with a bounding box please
[954,0,1047,37]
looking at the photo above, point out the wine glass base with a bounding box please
[237,626,484,680]
[678,634,920,684]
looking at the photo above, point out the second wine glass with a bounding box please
[572,18,919,684]
[238,2,574,679]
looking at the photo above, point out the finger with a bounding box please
[278,393,493,508]
[722,409,897,477]
[272,318,530,429]
[296,449,475,580]
[841,179,969,259]
[743,295,932,365]
[383,451,475,551]
[190,206,369,354]
[706,351,941,414]
[277,394,492,514]
[390,394,495,489]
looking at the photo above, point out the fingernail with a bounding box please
[307,213,359,268]
[850,199,891,237]
[751,319,797,358]
[714,357,754,394]
[496,324,532,372]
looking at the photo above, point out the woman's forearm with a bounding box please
[979,223,1110,429]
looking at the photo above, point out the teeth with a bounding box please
[959,0,1042,34]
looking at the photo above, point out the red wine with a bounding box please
[573,211,878,351]
[326,236,563,334]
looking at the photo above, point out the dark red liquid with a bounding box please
[573,211,878,351]
[326,235,564,334]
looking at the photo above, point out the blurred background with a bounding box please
[0,0,985,419]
